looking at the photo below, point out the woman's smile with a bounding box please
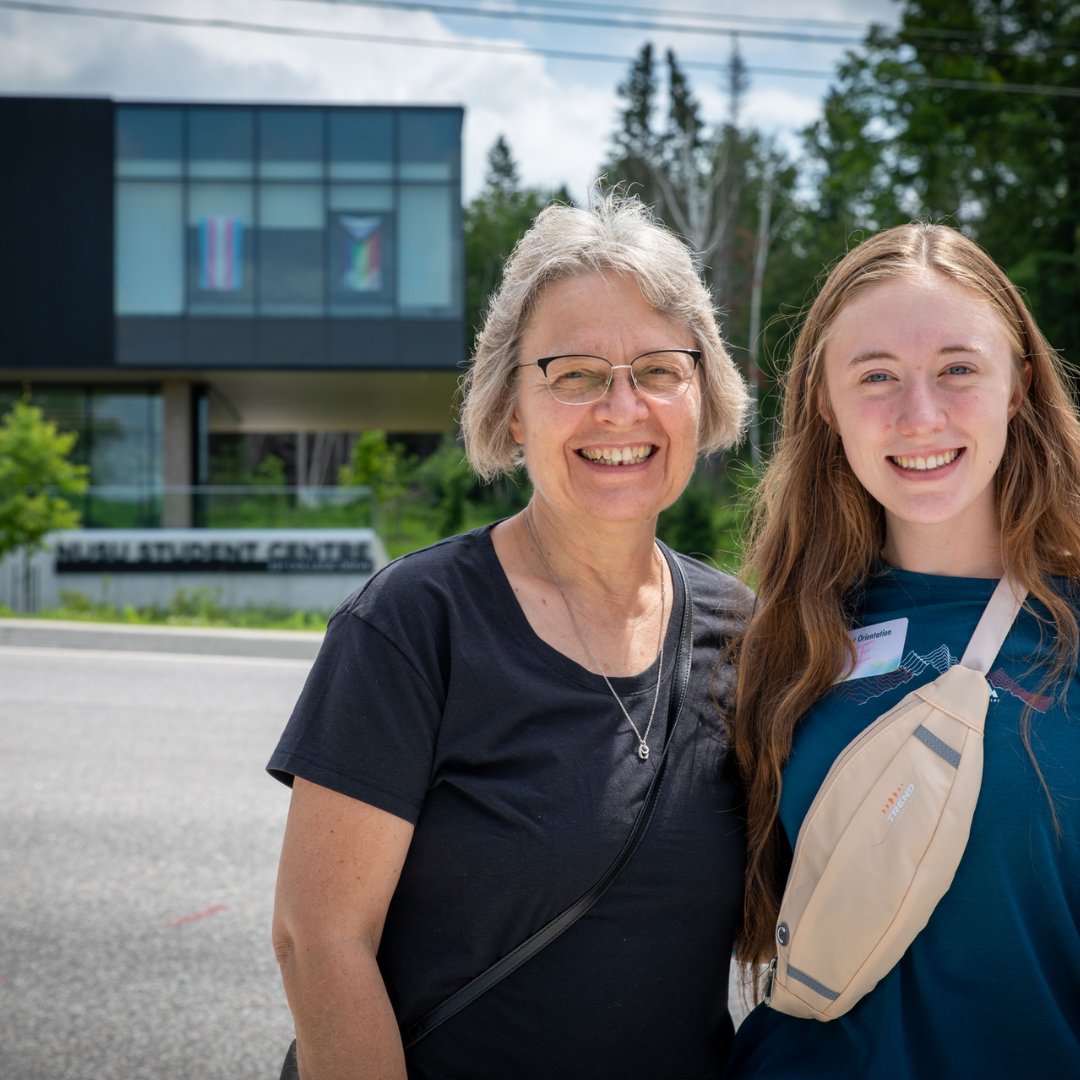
[887,447,962,475]
[577,443,658,466]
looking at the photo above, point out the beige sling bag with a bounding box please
[766,576,1026,1020]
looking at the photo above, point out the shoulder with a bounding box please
[335,526,493,623]
[670,550,754,632]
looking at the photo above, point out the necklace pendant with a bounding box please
[638,743,650,761]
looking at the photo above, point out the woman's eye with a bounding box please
[864,372,891,384]
[944,364,972,376]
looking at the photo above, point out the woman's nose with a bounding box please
[597,366,650,422]
[897,379,947,436]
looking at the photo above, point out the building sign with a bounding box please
[56,535,376,574]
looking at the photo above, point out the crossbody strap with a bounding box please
[960,575,1026,674]
[400,550,696,1051]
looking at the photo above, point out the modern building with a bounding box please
[0,96,464,526]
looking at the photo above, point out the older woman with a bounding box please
[268,194,750,1080]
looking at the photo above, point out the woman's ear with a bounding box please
[1008,360,1032,420]
[816,384,834,431]
[508,406,524,446]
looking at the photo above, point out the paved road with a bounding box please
[0,645,309,1080]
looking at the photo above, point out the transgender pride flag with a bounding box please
[198,216,243,291]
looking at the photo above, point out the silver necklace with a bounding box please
[524,512,665,761]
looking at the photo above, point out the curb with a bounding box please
[0,618,324,660]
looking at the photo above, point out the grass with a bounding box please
[0,587,331,632]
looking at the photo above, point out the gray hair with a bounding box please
[461,190,751,481]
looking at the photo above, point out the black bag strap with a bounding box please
[400,550,695,1050]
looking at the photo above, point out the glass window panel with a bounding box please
[187,183,254,315]
[115,182,184,315]
[398,185,453,310]
[259,109,323,180]
[330,109,393,180]
[399,110,460,181]
[189,108,254,178]
[329,185,394,211]
[330,209,394,316]
[14,389,89,466]
[260,184,323,228]
[89,389,162,490]
[116,107,182,178]
[259,184,324,316]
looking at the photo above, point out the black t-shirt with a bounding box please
[268,526,747,1080]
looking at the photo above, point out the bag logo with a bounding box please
[883,782,917,822]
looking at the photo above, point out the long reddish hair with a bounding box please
[729,223,1080,966]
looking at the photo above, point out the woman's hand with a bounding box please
[273,778,414,1080]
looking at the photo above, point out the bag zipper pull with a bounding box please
[765,956,777,1006]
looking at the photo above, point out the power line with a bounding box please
[2,0,1079,100]
[908,74,1080,98]
[287,0,1080,52]
[284,0,869,46]
[0,0,835,74]
[367,0,873,33]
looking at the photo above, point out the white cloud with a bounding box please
[0,0,896,199]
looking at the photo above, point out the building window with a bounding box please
[330,109,393,181]
[259,183,325,316]
[399,185,454,311]
[187,183,255,316]
[116,181,184,315]
[0,385,163,527]
[328,185,395,315]
[113,105,461,325]
[188,108,254,179]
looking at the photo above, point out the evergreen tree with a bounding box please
[464,136,569,352]
[798,0,1080,361]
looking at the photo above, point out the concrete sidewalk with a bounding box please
[0,617,324,660]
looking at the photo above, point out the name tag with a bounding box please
[842,617,908,681]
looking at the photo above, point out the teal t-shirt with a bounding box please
[725,568,1080,1079]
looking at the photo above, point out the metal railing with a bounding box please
[77,485,377,530]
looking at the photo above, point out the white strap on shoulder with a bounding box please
[960,575,1027,675]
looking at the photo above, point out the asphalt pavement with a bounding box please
[0,642,310,1080]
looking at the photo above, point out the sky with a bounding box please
[0,0,899,200]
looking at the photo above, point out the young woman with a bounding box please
[724,223,1080,1077]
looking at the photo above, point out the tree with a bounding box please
[0,400,89,611]
[464,136,570,352]
[799,0,1080,362]
[415,435,475,538]
[603,44,799,458]
[602,44,757,300]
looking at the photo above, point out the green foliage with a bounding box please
[253,454,287,486]
[415,435,477,538]
[0,400,88,560]
[339,430,415,504]
[656,469,748,573]
[605,42,660,202]
[657,477,716,559]
[796,0,1080,361]
[465,136,571,352]
[23,587,331,630]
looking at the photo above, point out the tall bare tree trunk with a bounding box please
[747,169,775,468]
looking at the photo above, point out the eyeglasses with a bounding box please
[514,350,701,405]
